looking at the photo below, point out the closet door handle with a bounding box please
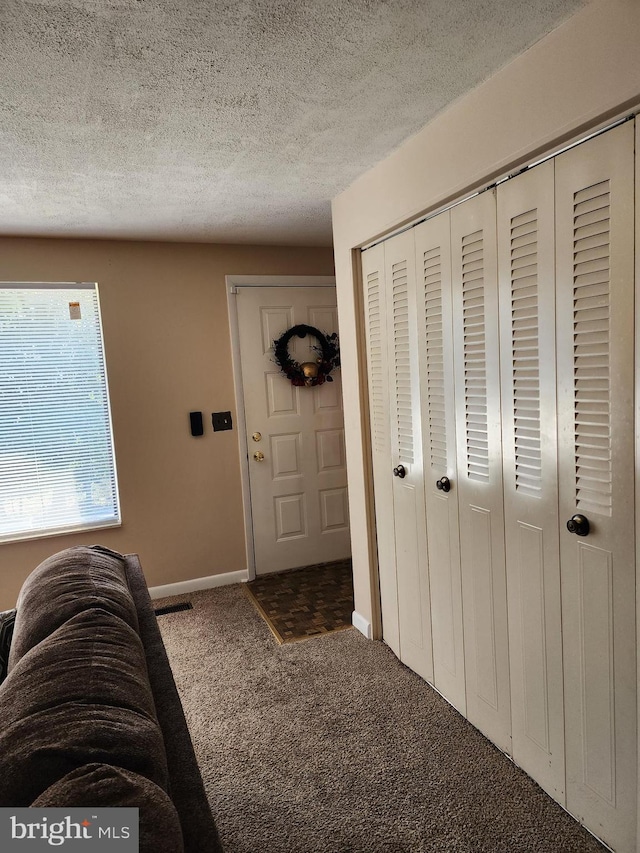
[566,514,590,536]
[436,476,451,493]
[393,465,406,479]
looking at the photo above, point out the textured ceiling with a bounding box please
[1,0,586,246]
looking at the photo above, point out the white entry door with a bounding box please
[236,286,350,576]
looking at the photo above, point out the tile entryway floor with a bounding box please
[244,558,354,643]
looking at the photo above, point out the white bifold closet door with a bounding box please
[555,121,636,853]
[361,242,400,657]
[384,229,434,684]
[450,189,512,754]
[363,117,637,853]
[497,160,565,802]
[362,231,434,683]
[414,213,466,715]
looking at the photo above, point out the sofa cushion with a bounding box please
[32,763,185,853]
[0,607,169,806]
[0,609,16,685]
[9,545,138,670]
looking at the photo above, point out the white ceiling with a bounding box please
[1,0,586,246]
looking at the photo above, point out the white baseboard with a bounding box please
[149,569,248,600]
[352,610,372,639]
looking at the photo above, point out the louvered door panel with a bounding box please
[414,212,466,714]
[510,205,543,498]
[361,243,400,657]
[556,121,635,853]
[366,268,389,458]
[462,229,490,482]
[498,160,565,802]
[451,189,511,753]
[423,246,447,472]
[384,229,433,684]
[392,259,415,464]
[572,179,612,517]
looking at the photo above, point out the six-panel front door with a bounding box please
[236,286,350,576]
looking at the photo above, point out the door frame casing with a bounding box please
[226,275,337,580]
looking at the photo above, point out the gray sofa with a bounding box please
[0,545,222,853]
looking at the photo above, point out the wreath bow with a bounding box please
[273,324,340,387]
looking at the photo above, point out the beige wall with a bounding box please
[0,237,334,608]
[331,0,640,632]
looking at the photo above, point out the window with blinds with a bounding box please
[0,283,120,542]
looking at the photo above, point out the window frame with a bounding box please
[0,281,121,543]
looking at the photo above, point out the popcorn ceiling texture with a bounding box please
[0,0,585,246]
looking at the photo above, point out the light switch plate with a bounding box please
[212,411,233,432]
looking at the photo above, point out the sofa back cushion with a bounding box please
[0,609,16,685]
[9,546,138,670]
[0,607,169,806]
[32,763,185,853]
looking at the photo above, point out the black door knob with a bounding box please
[436,476,451,493]
[393,465,406,479]
[567,514,590,536]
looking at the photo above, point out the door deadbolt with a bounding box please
[252,432,262,442]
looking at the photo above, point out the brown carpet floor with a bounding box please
[157,584,605,853]
[245,559,354,643]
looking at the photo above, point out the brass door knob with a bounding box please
[253,451,265,462]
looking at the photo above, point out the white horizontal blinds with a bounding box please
[366,269,387,454]
[392,259,414,464]
[572,180,612,516]
[422,246,447,471]
[510,208,542,497]
[0,284,120,541]
[461,229,489,481]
